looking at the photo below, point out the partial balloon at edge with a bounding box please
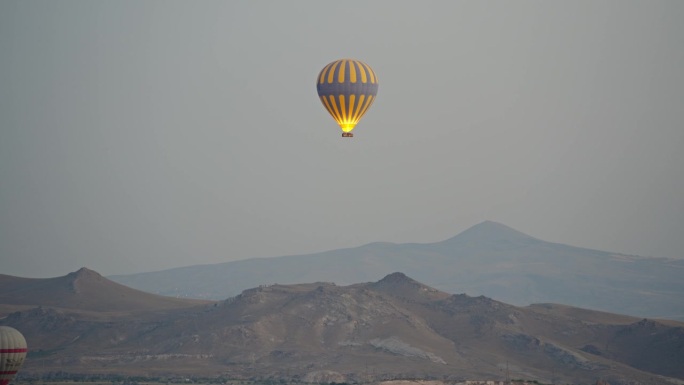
[0,326,27,385]
[316,59,379,137]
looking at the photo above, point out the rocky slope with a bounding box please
[2,271,683,385]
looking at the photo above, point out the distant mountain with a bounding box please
[2,270,683,385]
[109,221,684,320]
[0,267,212,315]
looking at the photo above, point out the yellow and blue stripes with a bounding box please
[316,59,379,133]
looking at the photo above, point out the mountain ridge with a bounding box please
[2,269,683,385]
[108,221,684,321]
[0,267,212,315]
[438,220,540,244]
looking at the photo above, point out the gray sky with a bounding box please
[2,1,683,278]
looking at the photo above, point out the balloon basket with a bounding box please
[342,132,353,138]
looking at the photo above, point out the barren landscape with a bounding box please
[2,268,683,385]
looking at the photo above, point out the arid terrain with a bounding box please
[109,222,684,321]
[1,268,683,385]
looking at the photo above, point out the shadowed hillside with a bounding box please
[109,221,684,320]
[0,267,212,315]
[2,270,683,385]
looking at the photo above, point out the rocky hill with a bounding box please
[0,267,212,316]
[109,221,684,321]
[2,270,683,385]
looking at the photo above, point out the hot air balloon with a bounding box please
[316,59,378,137]
[0,327,27,385]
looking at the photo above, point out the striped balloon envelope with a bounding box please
[0,327,27,385]
[316,59,379,137]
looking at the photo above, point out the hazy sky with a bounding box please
[2,1,683,278]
